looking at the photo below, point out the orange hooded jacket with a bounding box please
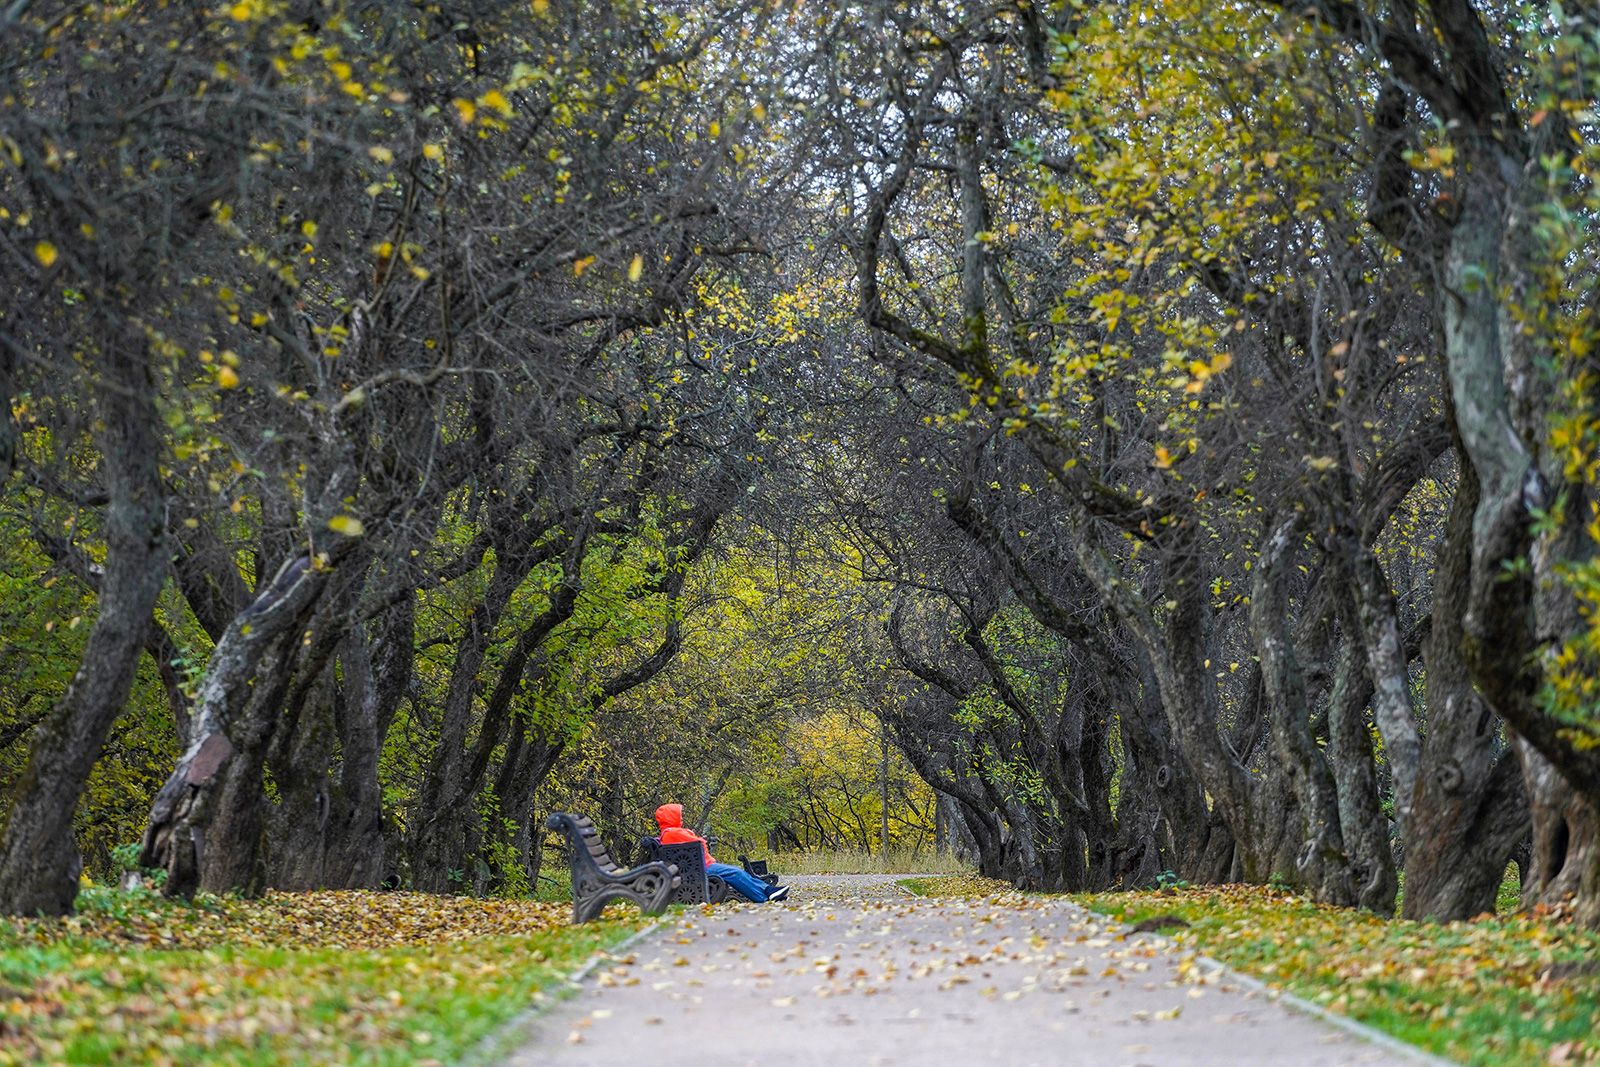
[654,803,714,867]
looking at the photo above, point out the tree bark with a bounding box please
[1403,452,1528,920]
[0,348,167,916]
[1323,619,1398,914]
[1251,512,1356,905]
[140,552,332,898]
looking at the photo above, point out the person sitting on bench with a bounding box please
[654,803,789,903]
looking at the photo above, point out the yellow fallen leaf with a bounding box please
[479,89,513,117]
[628,253,644,282]
[34,241,57,267]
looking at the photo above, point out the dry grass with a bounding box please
[765,847,971,876]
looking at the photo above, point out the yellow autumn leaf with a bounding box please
[216,366,241,389]
[453,98,476,125]
[573,254,597,277]
[479,89,513,118]
[628,254,644,282]
[1152,446,1174,470]
[328,514,365,536]
[422,142,443,161]
[34,241,57,267]
[368,145,394,164]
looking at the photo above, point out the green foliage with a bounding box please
[1524,18,1600,754]
[1155,870,1191,891]
[543,532,938,861]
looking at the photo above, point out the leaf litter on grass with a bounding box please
[1074,883,1600,1067]
[3,888,576,951]
[0,888,645,1066]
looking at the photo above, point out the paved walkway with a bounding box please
[505,874,1431,1067]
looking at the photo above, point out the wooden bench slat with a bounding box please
[546,812,677,923]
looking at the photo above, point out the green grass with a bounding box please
[898,873,1010,898]
[533,866,574,903]
[1072,883,1600,1067]
[1494,864,1524,915]
[0,886,646,1065]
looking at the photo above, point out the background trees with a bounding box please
[2,0,1597,929]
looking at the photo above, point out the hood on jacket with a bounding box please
[654,803,684,831]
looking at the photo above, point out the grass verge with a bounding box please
[767,848,970,876]
[0,886,646,1065]
[1073,884,1600,1067]
[898,873,1012,899]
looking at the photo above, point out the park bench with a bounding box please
[738,854,780,887]
[546,812,679,923]
[638,836,730,904]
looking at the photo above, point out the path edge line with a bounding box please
[459,914,669,1067]
[1184,948,1459,1066]
[1066,898,1459,1066]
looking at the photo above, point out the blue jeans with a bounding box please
[708,862,773,902]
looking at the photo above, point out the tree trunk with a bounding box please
[407,547,538,890]
[1521,744,1600,926]
[1445,167,1600,926]
[0,349,167,917]
[1251,513,1356,905]
[1324,623,1398,914]
[1346,543,1422,841]
[1403,452,1527,920]
[141,553,330,898]
[323,604,409,888]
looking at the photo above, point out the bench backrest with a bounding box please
[655,840,710,903]
[546,812,622,874]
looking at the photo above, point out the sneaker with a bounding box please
[767,884,790,902]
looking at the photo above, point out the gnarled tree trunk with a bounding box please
[141,553,330,898]
[0,348,167,916]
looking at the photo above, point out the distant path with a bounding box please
[505,874,1431,1067]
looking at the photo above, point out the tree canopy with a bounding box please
[2,0,1598,929]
